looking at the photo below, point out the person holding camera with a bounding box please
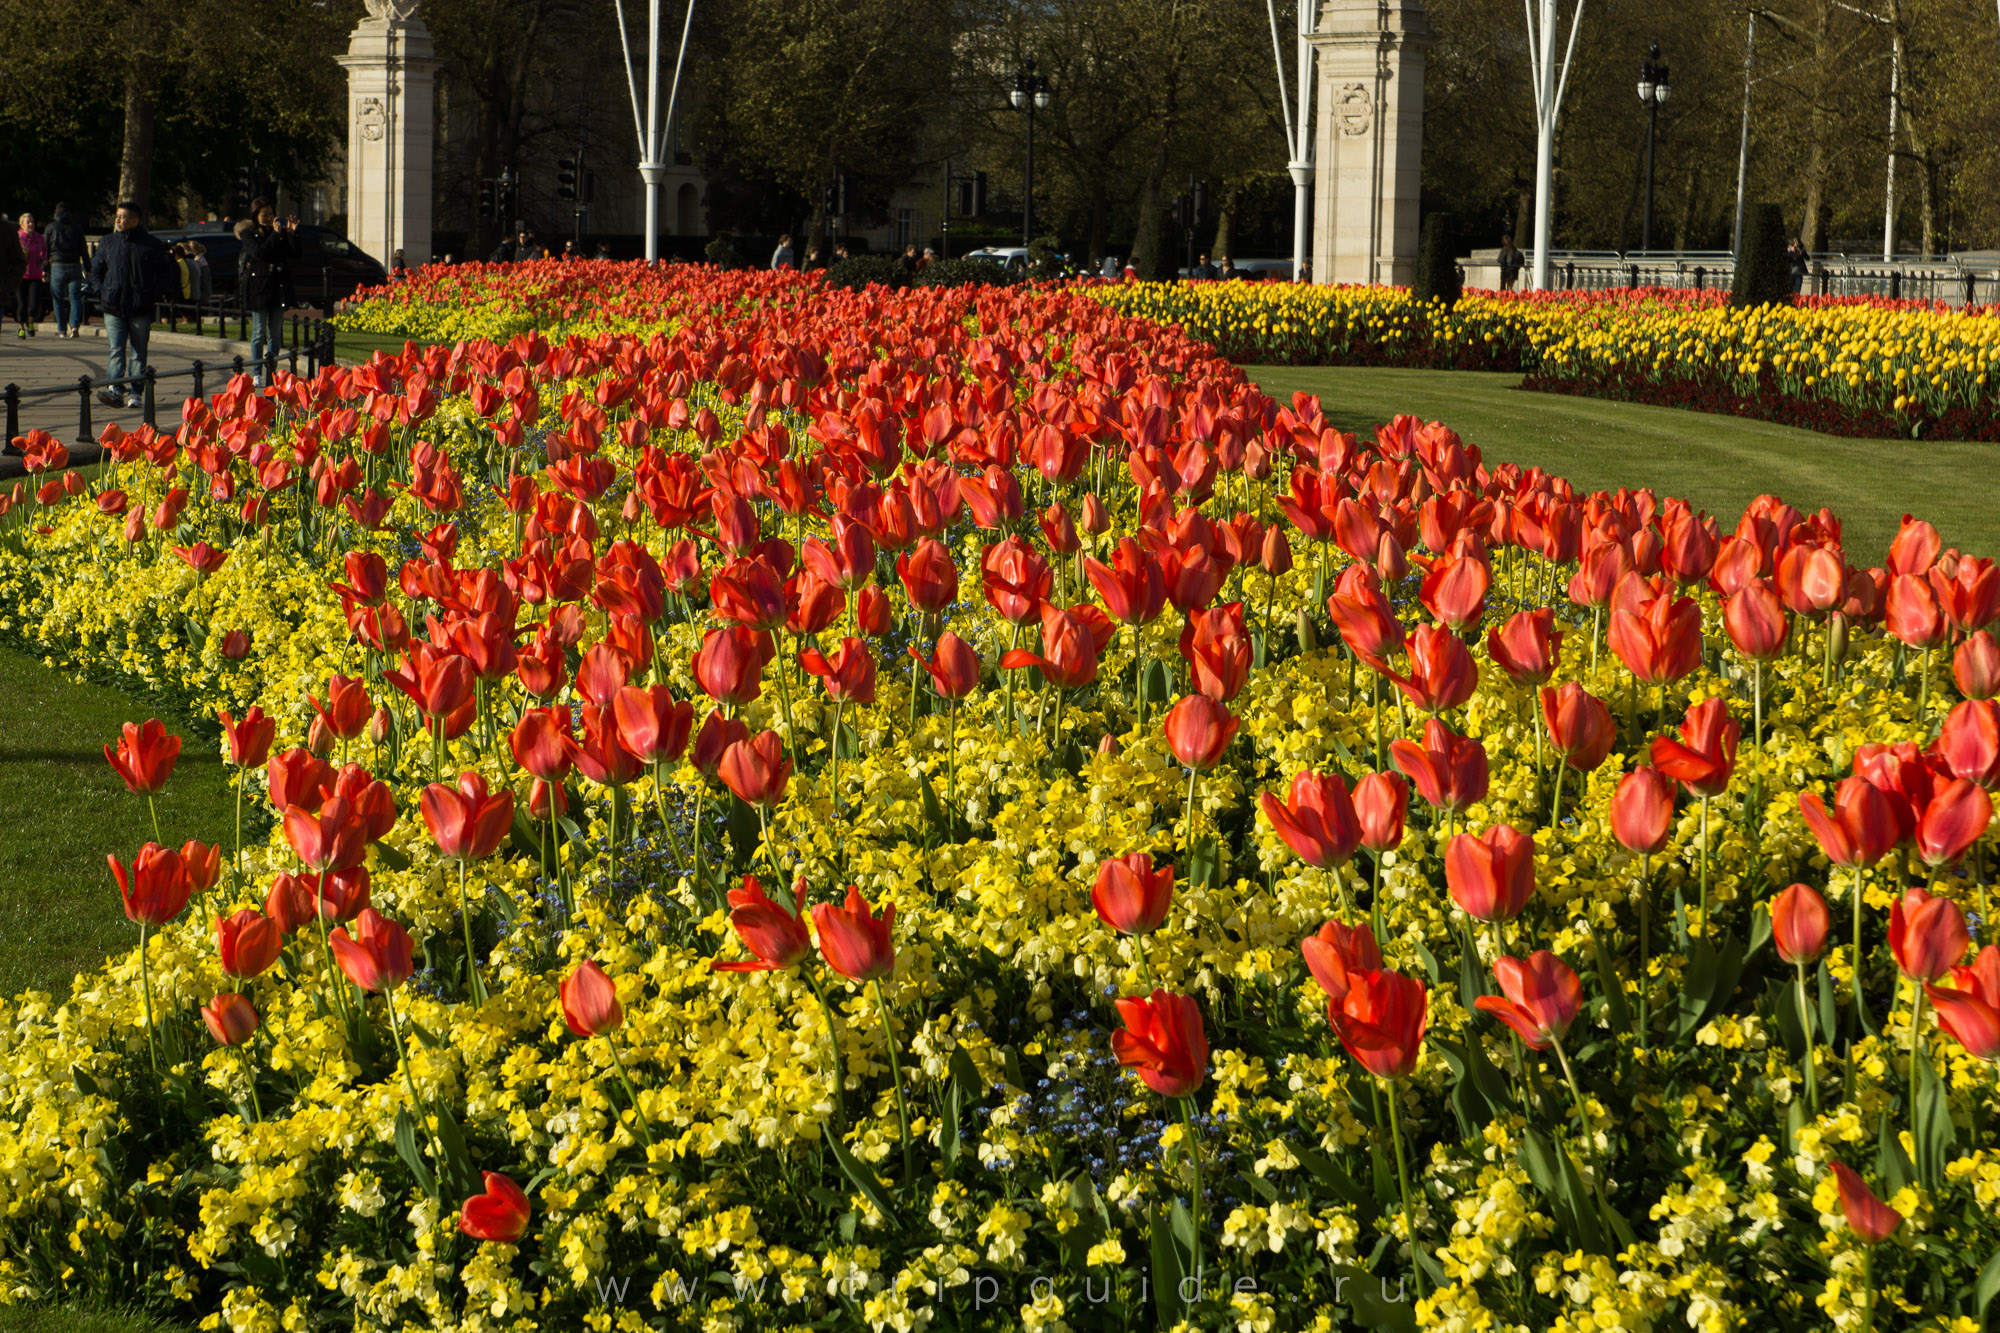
[235,197,297,387]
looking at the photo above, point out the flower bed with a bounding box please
[0,265,1997,1331]
[1091,281,2000,441]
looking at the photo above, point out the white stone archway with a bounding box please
[336,0,437,267]
[1306,0,1431,286]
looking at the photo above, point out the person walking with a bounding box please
[16,213,47,337]
[1787,237,1809,295]
[235,197,297,387]
[1497,234,1524,292]
[44,202,87,337]
[88,201,172,409]
[770,233,795,270]
[185,240,213,305]
[0,220,22,333]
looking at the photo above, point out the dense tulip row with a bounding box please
[1090,280,2000,441]
[1,263,1998,1331]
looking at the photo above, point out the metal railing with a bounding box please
[3,318,336,451]
[1471,249,1998,306]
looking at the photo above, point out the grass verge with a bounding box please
[1247,365,1998,562]
[0,642,239,1002]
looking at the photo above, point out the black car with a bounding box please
[145,224,388,307]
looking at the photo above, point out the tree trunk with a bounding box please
[119,66,157,219]
[1801,0,1832,252]
[1675,166,1702,253]
[1130,137,1172,278]
[1086,175,1109,266]
[1210,180,1235,261]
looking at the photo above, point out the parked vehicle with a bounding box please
[91,224,387,309]
[961,247,1031,276]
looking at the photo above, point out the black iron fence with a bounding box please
[3,317,336,450]
[1470,250,1997,306]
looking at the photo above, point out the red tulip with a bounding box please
[1486,608,1562,686]
[1326,574,1403,671]
[1926,946,2000,1060]
[202,993,259,1046]
[216,908,281,980]
[1916,777,1991,867]
[1301,919,1381,1003]
[1390,623,1477,713]
[421,772,515,861]
[573,705,647,787]
[1827,1162,1903,1245]
[328,907,415,992]
[104,719,180,794]
[510,706,576,781]
[1111,989,1209,1097]
[1001,604,1109,689]
[217,707,277,768]
[690,710,749,781]
[1085,538,1167,627]
[308,674,373,742]
[1955,632,2000,701]
[108,844,190,925]
[1329,968,1428,1081]
[1608,593,1702,684]
[1418,551,1489,631]
[1163,694,1238,770]
[1771,883,1831,964]
[1181,603,1251,702]
[1798,777,1901,868]
[458,1172,532,1244]
[719,731,792,807]
[1651,698,1740,798]
[1354,772,1409,852]
[612,685,694,765]
[692,626,773,705]
[282,797,366,872]
[1886,574,1946,650]
[1474,951,1582,1050]
[1388,719,1488,814]
[180,839,221,894]
[910,631,981,699]
[896,538,959,614]
[709,557,788,630]
[1540,683,1615,771]
[812,885,896,982]
[305,865,372,924]
[1260,771,1361,869]
[1091,853,1174,936]
[1445,825,1536,923]
[1889,885,1970,982]
[265,872,317,935]
[856,585,892,635]
[1722,582,1790,661]
[1887,516,1942,576]
[1610,765,1675,854]
[560,959,624,1036]
[1937,700,2000,789]
[982,536,1054,626]
[800,636,878,705]
[574,641,631,709]
[713,874,814,972]
[382,646,475,722]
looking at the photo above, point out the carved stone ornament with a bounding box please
[1337,83,1373,137]
[363,0,421,18]
[358,97,386,142]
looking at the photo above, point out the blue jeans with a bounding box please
[48,263,82,334]
[104,313,152,398]
[250,309,280,383]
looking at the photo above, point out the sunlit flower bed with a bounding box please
[2,264,1999,1331]
[1092,281,2000,441]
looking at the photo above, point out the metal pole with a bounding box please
[1023,103,1034,249]
[1530,0,1557,290]
[942,160,951,260]
[642,0,662,261]
[1641,98,1657,253]
[1732,10,1756,257]
[1290,0,1314,281]
[1883,0,1901,260]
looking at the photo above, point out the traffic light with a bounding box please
[557,158,579,201]
[232,165,257,215]
[478,179,496,219]
[971,172,987,216]
[1191,179,1207,220]
[823,182,837,217]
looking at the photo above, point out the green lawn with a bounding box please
[1248,365,1998,563]
[0,1308,190,1333]
[333,328,440,364]
[0,642,240,1002]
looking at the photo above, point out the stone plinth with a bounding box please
[1307,0,1432,286]
[336,14,437,268]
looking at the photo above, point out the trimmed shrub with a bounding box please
[912,258,1023,289]
[823,255,908,292]
[1731,203,1794,308]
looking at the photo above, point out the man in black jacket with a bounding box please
[44,203,88,337]
[88,202,172,409]
[236,198,297,387]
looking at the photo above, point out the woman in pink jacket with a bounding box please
[16,213,47,337]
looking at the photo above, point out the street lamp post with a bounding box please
[1010,58,1051,250]
[1636,41,1670,255]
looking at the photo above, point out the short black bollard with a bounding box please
[193,360,205,401]
[77,376,92,442]
[142,367,157,428]
[3,383,17,448]
[232,355,246,380]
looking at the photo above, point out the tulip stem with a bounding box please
[605,1037,655,1146]
[145,792,162,846]
[946,700,959,821]
[232,772,245,890]
[1852,865,1871,1030]
[1796,961,1819,1114]
[757,804,787,899]
[1549,762,1567,831]
[870,978,914,1189]
[459,861,487,1006]
[1637,854,1651,1048]
[1182,768,1202,859]
[1697,796,1711,943]
[1859,1242,1877,1333]
[805,971,849,1132]
[1382,1077,1423,1299]
[829,700,847,814]
[1907,982,1928,1113]
[1369,854,1386,950]
[1177,1094,1205,1297]
[1919,647,1934,734]
[650,767,694,903]
[384,986,443,1197]
[138,923,158,1072]
[239,1043,263,1124]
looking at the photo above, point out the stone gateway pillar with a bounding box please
[1306,0,1432,285]
[336,1,437,267]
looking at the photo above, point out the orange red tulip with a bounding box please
[1091,853,1174,936]
[1540,683,1615,771]
[719,731,792,807]
[201,993,259,1046]
[800,637,878,705]
[1328,968,1428,1081]
[1926,945,2000,1061]
[420,772,515,861]
[1473,951,1581,1050]
[1445,825,1536,923]
[1610,765,1675,854]
[1798,777,1901,868]
[109,844,190,925]
[216,908,281,980]
[910,631,981,699]
[1389,719,1488,814]
[1354,771,1409,852]
[1770,884,1831,964]
[560,959,625,1037]
[329,908,415,992]
[1827,1162,1903,1244]
[713,874,814,972]
[1651,698,1739,798]
[217,707,276,768]
[1163,694,1238,770]
[458,1171,532,1244]
[1111,989,1209,1097]
[1486,608,1562,686]
[1888,886,1970,982]
[1608,592,1702,684]
[1259,771,1361,869]
[1391,623,1478,713]
[1915,777,1992,867]
[812,885,897,982]
[1301,919,1380,1003]
[104,719,180,795]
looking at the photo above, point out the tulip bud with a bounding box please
[1957,632,2000,701]
[201,992,259,1046]
[1828,613,1850,666]
[1242,439,1273,481]
[1295,607,1318,653]
[621,491,644,524]
[529,777,567,820]
[369,705,394,744]
[220,630,251,660]
[306,714,336,758]
[1078,493,1110,536]
[1260,528,1293,577]
[1097,733,1121,757]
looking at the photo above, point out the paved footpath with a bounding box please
[0,322,259,480]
